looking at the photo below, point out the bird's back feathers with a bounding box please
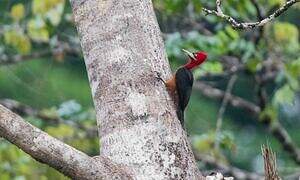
[175,67,194,126]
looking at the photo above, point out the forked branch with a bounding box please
[202,0,299,29]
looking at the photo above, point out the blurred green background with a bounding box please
[0,0,299,179]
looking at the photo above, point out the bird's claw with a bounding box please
[155,71,161,77]
[154,71,165,84]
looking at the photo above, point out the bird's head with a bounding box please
[182,49,207,70]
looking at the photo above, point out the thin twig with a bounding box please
[194,81,261,115]
[194,81,300,164]
[193,151,264,180]
[214,74,238,150]
[250,0,265,44]
[202,0,299,29]
[250,0,264,20]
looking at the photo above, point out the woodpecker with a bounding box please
[157,49,207,128]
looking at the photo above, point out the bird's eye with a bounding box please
[192,53,196,60]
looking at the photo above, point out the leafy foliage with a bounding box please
[4,30,31,54]
[0,0,299,178]
[10,3,25,21]
[273,22,299,53]
[1,0,68,57]
[273,84,295,106]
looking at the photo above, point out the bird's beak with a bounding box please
[182,49,196,61]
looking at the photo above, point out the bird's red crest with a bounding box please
[184,51,207,70]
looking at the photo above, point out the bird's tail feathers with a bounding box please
[176,110,185,129]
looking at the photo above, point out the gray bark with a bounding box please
[0,105,132,179]
[70,0,203,179]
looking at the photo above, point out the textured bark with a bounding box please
[71,0,203,179]
[0,105,132,179]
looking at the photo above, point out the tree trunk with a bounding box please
[0,0,204,179]
[71,0,203,179]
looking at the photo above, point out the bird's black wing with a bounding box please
[175,67,194,111]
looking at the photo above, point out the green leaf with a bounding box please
[4,31,17,45]
[27,17,49,42]
[32,0,47,15]
[259,105,277,123]
[268,0,285,6]
[45,2,65,26]
[0,173,10,180]
[32,0,65,26]
[17,36,31,54]
[246,58,262,73]
[164,0,188,14]
[46,124,75,139]
[273,22,299,52]
[10,3,25,21]
[225,26,239,40]
[217,31,230,43]
[39,107,59,121]
[4,30,31,54]
[33,0,64,15]
[192,0,203,12]
[194,131,236,153]
[273,84,295,106]
[194,133,214,152]
[218,131,236,152]
[286,75,299,90]
[194,61,223,78]
[285,58,300,78]
[284,59,300,90]
[274,22,298,43]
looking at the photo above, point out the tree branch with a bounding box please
[270,122,300,164]
[194,81,300,164]
[249,0,265,44]
[194,151,263,180]
[0,98,98,137]
[250,0,264,20]
[215,75,238,150]
[194,81,261,115]
[0,50,52,65]
[0,99,38,117]
[202,0,299,29]
[0,40,82,66]
[0,105,132,179]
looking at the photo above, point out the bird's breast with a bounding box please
[165,76,177,93]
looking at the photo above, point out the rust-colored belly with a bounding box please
[165,76,179,107]
[165,76,176,93]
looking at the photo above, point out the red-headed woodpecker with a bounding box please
[157,49,207,128]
